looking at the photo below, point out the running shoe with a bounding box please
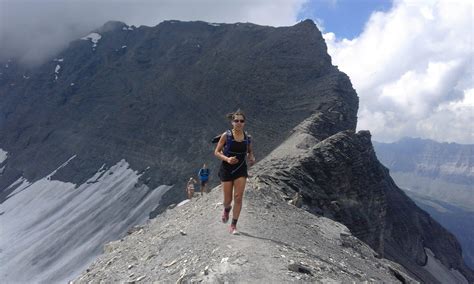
[229,224,238,235]
[221,207,230,223]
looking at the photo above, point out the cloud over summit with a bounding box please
[324,0,473,144]
[0,0,306,65]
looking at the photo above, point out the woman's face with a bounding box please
[232,114,245,130]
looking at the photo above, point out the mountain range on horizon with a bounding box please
[0,19,472,283]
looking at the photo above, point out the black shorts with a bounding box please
[218,161,248,182]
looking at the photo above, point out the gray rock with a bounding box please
[252,115,474,282]
[73,175,417,283]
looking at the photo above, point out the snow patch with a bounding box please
[48,155,76,179]
[423,248,468,284]
[53,58,64,62]
[81,32,102,48]
[208,23,220,27]
[4,63,8,68]
[6,177,31,197]
[70,83,75,86]
[122,26,134,31]
[0,158,171,283]
[23,75,29,79]
[122,45,127,49]
[177,199,191,207]
[0,148,8,164]
[54,64,61,80]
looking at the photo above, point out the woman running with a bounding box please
[214,109,256,234]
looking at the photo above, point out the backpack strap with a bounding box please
[223,129,233,157]
[224,130,251,156]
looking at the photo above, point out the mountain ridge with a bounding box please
[75,111,472,283]
[74,168,417,283]
[373,138,473,184]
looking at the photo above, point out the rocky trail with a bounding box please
[74,177,415,283]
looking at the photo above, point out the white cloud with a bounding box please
[324,0,473,144]
[0,0,307,65]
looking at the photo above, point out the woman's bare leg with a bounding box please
[232,177,247,220]
[222,181,233,208]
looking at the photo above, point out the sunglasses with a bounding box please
[233,119,245,123]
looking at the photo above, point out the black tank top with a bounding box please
[222,133,247,170]
[219,133,249,181]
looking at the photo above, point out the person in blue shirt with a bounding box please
[198,163,210,196]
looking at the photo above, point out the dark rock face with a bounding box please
[254,128,386,256]
[253,114,474,283]
[382,177,470,282]
[0,20,357,208]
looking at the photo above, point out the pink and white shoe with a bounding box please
[229,224,238,235]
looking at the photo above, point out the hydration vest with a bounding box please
[211,130,251,156]
[223,129,251,157]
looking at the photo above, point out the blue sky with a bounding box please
[298,0,393,39]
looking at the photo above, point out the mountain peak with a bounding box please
[98,20,128,32]
[295,18,317,27]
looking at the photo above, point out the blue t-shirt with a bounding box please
[198,168,210,181]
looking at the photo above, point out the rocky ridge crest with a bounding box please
[74,176,415,283]
[76,112,473,283]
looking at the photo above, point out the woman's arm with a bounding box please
[247,142,256,166]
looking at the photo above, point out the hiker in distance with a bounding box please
[214,109,256,234]
[198,163,210,196]
[186,177,197,200]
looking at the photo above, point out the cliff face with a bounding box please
[0,20,357,206]
[252,114,474,283]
